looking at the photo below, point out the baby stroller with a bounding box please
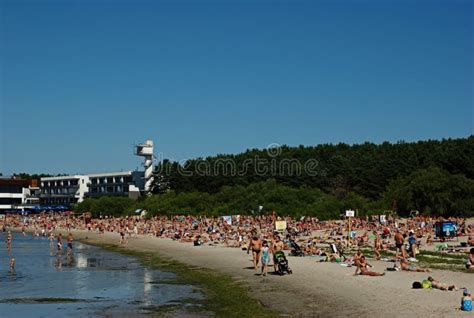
[289,239,304,257]
[274,251,292,275]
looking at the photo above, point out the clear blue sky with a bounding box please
[1,0,473,175]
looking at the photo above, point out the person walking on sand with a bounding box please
[374,231,382,260]
[248,232,262,270]
[261,240,271,276]
[119,227,126,244]
[394,229,407,259]
[271,234,284,273]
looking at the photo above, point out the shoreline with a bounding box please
[54,229,279,318]
[54,229,472,318]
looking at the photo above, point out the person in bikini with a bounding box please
[399,258,431,272]
[66,232,74,255]
[9,257,15,273]
[374,231,382,260]
[57,233,63,255]
[6,231,12,251]
[427,276,457,291]
[354,256,385,276]
[248,232,262,270]
[394,229,407,259]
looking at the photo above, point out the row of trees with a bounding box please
[150,136,474,201]
[76,167,474,218]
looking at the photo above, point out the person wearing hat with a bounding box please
[461,289,472,311]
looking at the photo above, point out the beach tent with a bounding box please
[434,221,457,239]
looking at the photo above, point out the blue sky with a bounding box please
[1,0,473,175]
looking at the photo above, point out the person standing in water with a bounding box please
[9,258,15,273]
[66,232,74,255]
[6,231,12,251]
[57,233,63,255]
[49,232,55,249]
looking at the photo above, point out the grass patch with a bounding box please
[358,248,394,259]
[416,251,470,273]
[418,250,467,260]
[93,243,279,318]
[416,254,465,265]
[359,248,471,272]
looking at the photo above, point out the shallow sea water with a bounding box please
[0,232,203,318]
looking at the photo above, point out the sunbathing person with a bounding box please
[466,248,474,270]
[354,256,385,276]
[427,276,457,291]
[468,237,474,247]
[399,258,431,272]
[426,234,434,245]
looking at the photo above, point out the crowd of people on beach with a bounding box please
[1,212,473,311]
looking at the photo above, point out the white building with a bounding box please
[40,175,89,206]
[36,139,155,208]
[0,178,39,213]
[40,171,145,206]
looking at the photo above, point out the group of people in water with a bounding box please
[2,224,75,273]
[4,230,15,273]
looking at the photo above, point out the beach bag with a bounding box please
[422,280,431,289]
[461,298,472,311]
[412,282,422,289]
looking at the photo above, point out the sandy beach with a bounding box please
[61,230,472,318]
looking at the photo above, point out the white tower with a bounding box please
[135,140,154,193]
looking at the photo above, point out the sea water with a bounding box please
[0,232,203,317]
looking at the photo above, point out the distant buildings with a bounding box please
[0,178,39,213]
[40,171,144,206]
[0,139,155,213]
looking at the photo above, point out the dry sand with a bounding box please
[64,230,473,318]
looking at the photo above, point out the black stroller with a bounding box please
[274,251,293,275]
[289,239,305,257]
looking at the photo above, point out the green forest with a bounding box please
[75,136,474,219]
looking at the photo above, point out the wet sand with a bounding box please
[65,230,472,318]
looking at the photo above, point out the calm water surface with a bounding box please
[0,232,203,318]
